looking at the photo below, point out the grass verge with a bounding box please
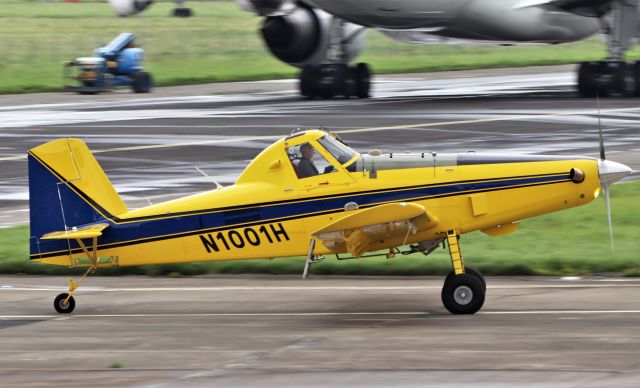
[1,180,638,277]
[1,1,639,94]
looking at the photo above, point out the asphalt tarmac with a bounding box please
[0,276,639,387]
[0,65,639,226]
[0,66,639,386]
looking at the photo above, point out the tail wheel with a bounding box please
[441,273,485,314]
[54,293,75,314]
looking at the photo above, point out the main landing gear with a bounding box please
[577,61,640,97]
[441,230,486,314]
[302,229,486,314]
[300,62,371,99]
[577,0,640,98]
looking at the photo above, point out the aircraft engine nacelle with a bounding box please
[260,4,364,66]
[108,0,154,17]
[448,0,601,43]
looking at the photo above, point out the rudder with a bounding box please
[28,138,127,258]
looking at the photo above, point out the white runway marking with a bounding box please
[2,284,638,292]
[1,310,639,319]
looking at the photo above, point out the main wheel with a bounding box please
[54,293,75,314]
[354,63,371,99]
[611,61,634,97]
[441,273,485,314]
[577,62,596,98]
[634,61,640,97]
[445,267,486,292]
[300,65,318,99]
[332,64,349,98]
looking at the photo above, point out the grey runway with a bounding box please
[0,276,639,387]
[1,65,639,226]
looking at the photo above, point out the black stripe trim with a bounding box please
[31,178,570,260]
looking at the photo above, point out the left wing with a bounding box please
[312,203,438,258]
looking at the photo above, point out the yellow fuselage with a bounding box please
[31,132,600,267]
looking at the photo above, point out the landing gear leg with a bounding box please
[302,238,325,279]
[577,0,639,97]
[298,19,371,99]
[54,265,96,314]
[440,230,485,314]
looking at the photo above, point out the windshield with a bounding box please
[317,135,358,165]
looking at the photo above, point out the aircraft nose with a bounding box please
[598,160,632,186]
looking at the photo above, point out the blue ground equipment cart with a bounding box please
[64,33,153,94]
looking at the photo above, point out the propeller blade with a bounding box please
[596,94,606,160]
[603,185,615,252]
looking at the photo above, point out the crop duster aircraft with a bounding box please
[28,129,631,314]
[108,0,640,99]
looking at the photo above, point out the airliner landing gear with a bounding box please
[300,62,371,99]
[441,230,486,314]
[299,16,370,100]
[577,61,638,97]
[576,0,639,97]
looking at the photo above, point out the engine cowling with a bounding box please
[260,4,365,66]
[108,0,154,17]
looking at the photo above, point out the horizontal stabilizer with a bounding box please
[41,223,109,240]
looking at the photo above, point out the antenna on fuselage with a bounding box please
[195,166,224,190]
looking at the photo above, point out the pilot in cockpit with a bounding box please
[297,143,320,178]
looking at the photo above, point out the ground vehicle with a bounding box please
[64,33,152,94]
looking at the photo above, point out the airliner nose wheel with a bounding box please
[54,293,76,314]
[441,274,485,315]
[300,63,372,99]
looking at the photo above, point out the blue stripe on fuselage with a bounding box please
[32,173,568,258]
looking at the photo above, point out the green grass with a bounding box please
[1,0,639,93]
[2,180,638,276]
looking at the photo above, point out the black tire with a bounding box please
[441,273,485,314]
[54,293,75,314]
[610,61,634,97]
[445,267,486,292]
[634,61,640,97]
[132,72,152,94]
[172,8,193,17]
[332,64,349,98]
[354,63,371,99]
[577,62,596,98]
[300,65,317,98]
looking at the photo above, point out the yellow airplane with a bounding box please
[28,129,631,315]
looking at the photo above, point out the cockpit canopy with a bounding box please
[236,129,360,185]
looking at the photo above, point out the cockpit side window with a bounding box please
[287,142,336,179]
[317,135,358,171]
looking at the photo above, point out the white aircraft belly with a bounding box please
[305,0,469,29]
